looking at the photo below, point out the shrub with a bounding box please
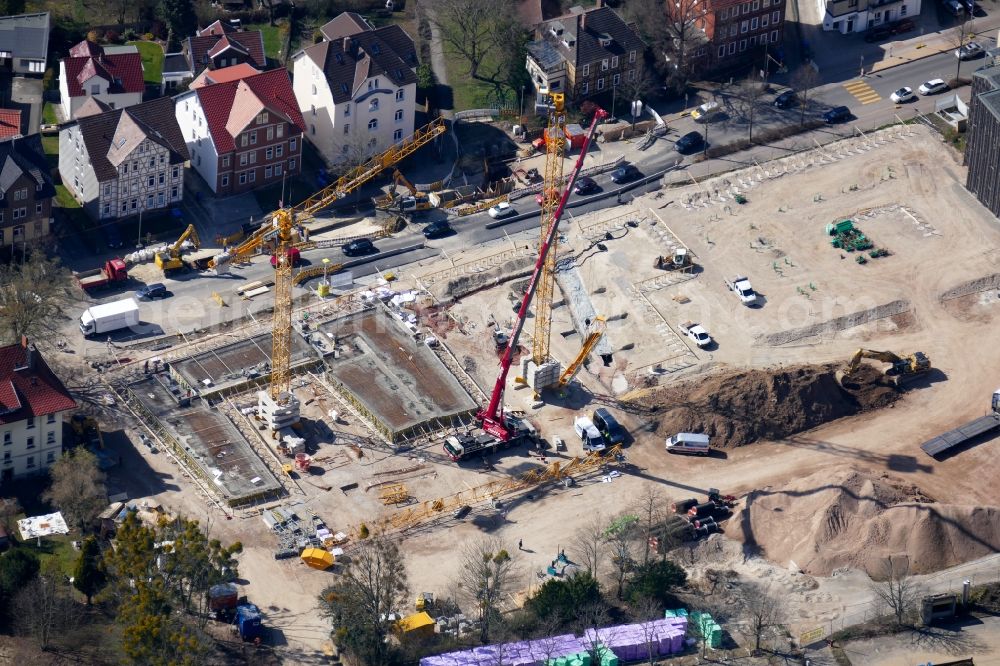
[416,63,436,91]
[86,29,102,43]
[123,28,137,41]
[313,28,324,44]
[105,29,120,44]
[143,32,154,41]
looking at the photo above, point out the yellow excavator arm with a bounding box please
[172,224,201,254]
[843,348,903,376]
[558,316,607,387]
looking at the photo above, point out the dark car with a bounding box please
[343,238,376,256]
[574,176,600,195]
[674,131,705,154]
[422,221,453,238]
[824,106,852,123]
[137,283,168,300]
[593,407,626,445]
[890,18,915,34]
[773,90,797,109]
[864,25,893,43]
[610,164,640,183]
[104,224,125,249]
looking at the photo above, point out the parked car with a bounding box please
[610,164,640,183]
[488,202,515,219]
[573,176,600,195]
[824,106,852,123]
[890,18,915,34]
[342,238,375,256]
[592,408,626,445]
[956,41,982,60]
[773,90,797,109]
[422,221,453,238]
[864,25,893,43]
[918,78,949,95]
[136,283,167,300]
[674,131,705,154]
[890,86,916,103]
[573,415,606,452]
[690,101,720,122]
[945,0,966,16]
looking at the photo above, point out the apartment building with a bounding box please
[821,0,920,33]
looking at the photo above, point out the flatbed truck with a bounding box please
[920,390,1000,457]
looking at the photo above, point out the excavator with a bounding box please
[375,169,433,212]
[836,348,932,387]
[154,224,201,273]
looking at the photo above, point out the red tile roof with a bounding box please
[190,63,261,89]
[0,109,21,139]
[194,68,305,154]
[0,340,76,425]
[199,20,237,36]
[186,31,265,73]
[62,44,145,97]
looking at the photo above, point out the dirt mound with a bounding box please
[631,363,898,448]
[732,468,1000,576]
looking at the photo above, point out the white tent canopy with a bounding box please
[17,511,69,540]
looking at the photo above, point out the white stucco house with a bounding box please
[58,40,145,120]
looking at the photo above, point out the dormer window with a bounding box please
[335,53,344,65]
[598,33,613,47]
[340,83,349,94]
[562,38,575,49]
[371,43,381,55]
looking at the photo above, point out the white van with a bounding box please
[665,432,710,456]
[574,416,606,452]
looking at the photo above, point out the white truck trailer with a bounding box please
[79,298,140,337]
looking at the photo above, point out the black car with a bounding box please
[104,224,125,249]
[343,238,376,256]
[773,90,797,109]
[864,25,893,43]
[593,408,626,445]
[674,131,705,154]
[137,283,168,299]
[610,164,640,183]
[574,176,600,194]
[823,106,851,123]
[422,221,453,238]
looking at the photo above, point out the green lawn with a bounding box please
[55,184,80,209]
[41,134,59,170]
[42,101,58,125]
[442,47,495,111]
[245,22,285,62]
[127,40,164,85]
[31,534,80,577]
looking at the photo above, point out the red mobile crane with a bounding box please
[477,101,608,441]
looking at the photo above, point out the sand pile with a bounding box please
[733,468,1000,576]
[630,363,898,448]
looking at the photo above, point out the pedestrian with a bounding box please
[518,539,523,550]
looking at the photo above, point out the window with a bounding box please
[290,138,297,152]
[3,431,9,445]
[104,184,112,197]
[157,192,164,206]
[35,202,42,214]
[581,82,589,94]
[103,203,111,216]
[740,39,747,51]
[629,50,636,63]
[613,73,621,85]
[274,164,282,176]
[266,147,274,160]
[147,176,155,187]
[900,3,907,13]
[729,42,736,55]
[344,105,351,117]
[46,431,55,445]
[147,194,154,207]
[721,7,729,18]
[582,64,590,76]
[265,166,273,178]
[91,84,99,94]
[771,29,778,42]
[628,70,635,81]
[26,436,34,449]
[172,167,179,179]
[751,17,758,29]
[289,159,296,171]
[159,173,165,186]
[249,152,256,165]
[393,129,403,141]
[240,153,248,166]
[250,130,257,144]
[121,201,128,213]
[277,125,284,138]
[267,127,273,141]
[763,0,770,5]
[311,84,317,95]
[597,77,605,90]
[762,13,769,26]
[772,10,780,22]
[3,452,9,464]
[276,145,283,157]
[222,155,230,167]
[369,99,379,111]
[311,125,316,136]
[248,171,255,183]
[750,35,758,45]
[239,172,247,185]
[131,199,137,210]
[171,186,178,198]
[149,157,155,168]
[344,123,351,134]
[46,451,55,464]
[743,2,750,13]
[368,119,378,131]
[26,455,34,469]
[395,89,404,101]
[741,20,749,33]
[753,0,760,8]
[760,31,768,44]
[311,105,316,117]
[394,109,403,122]
[601,59,609,71]
[611,56,619,68]
[730,24,737,37]
[160,154,165,165]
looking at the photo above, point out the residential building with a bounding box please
[189,62,261,89]
[0,109,21,140]
[965,65,1000,218]
[0,134,56,247]
[58,40,145,120]
[526,4,646,104]
[291,12,418,166]
[671,0,787,72]
[0,12,50,75]
[0,338,76,485]
[175,67,305,195]
[821,0,919,33]
[161,20,266,94]
[58,96,189,220]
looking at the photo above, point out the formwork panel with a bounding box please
[319,309,478,434]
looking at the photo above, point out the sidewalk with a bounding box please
[870,20,1000,74]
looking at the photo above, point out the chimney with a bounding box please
[596,0,603,6]
[580,11,587,32]
[343,36,351,54]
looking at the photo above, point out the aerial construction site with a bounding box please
[94,103,1000,663]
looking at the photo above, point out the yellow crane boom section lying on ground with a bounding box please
[559,316,607,387]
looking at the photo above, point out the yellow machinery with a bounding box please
[837,348,931,387]
[532,93,568,367]
[154,224,201,272]
[558,316,607,388]
[654,247,693,271]
[376,169,434,212]
[208,117,447,400]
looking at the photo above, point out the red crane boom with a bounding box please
[477,103,608,441]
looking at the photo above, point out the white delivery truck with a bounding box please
[574,416,606,453]
[665,432,711,456]
[80,298,140,337]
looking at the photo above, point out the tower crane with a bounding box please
[206,117,446,406]
[478,102,608,441]
[531,93,569,368]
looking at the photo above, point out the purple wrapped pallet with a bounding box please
[419,651,468,666]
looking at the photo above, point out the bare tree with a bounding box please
[624,0,706,90]
[631,596,664,666]
[734,73,768,143]
[42,448,106,533]
[634,485,665,566]
[574,602,612,665]
[738,583,784,655]
[458,537,516,644]
[790,63,821,127]
[868,555,919,627]
[604,514,639,599]
[0,497,21,537]
[0,253,75,346]
[13,560,78,650]
[950,19,975,83]
[572,512,605,577]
